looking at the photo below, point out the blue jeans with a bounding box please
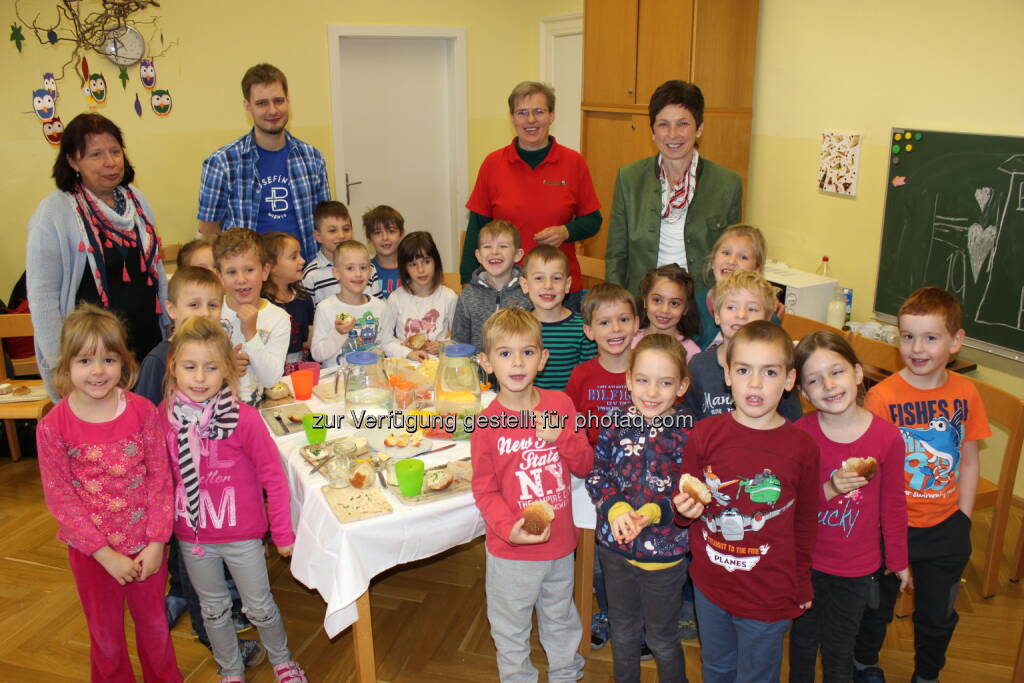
[694,585,791,683]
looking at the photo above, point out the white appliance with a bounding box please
[763,261,839,322]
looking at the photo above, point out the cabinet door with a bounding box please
[635,0,695,105]
[691,0,759,109]
[580,112,657,257]
[583,0,639,106]
[699,113,752,205]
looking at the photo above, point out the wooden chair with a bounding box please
[441,272,462,295]
[160,242,182,276]
[577,254,606,285]
[0,314,53,461]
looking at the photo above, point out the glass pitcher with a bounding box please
[344,351,392,412]
[435,343,485,415]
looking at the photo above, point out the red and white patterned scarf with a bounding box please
[658,150,700,222]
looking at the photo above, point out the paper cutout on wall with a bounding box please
[87,73,107,103]
[818,132,862,197]
[134,92,142,117]
[118,65,128,89]
[46,29,57,44]
[43,117,64,145]
[10,24,25,52]
[32,89,56,121]
[151,89,171,116]
[43,72,58,99]
[140,58,155,89]
[80,55,89,82]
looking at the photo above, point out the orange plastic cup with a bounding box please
[290,369,314,400]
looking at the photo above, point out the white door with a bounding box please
[541,14,583,151]
[329,28,468,271]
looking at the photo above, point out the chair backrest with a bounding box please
[970,375,1024,500]
[781,313,845,343]
[0,314,35,382]
[848,332,903,375]
[577,255,606,282]
[442,272,462,295]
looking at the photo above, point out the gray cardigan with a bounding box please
[26,186,168,399]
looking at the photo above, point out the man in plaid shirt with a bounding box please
[197,63,331,262]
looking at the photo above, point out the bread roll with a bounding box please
[264,382,290,400]
[348,462,376,489]
[425,469,454,491]
[678,473,712,505]
[522,501,555,536]
[11,385,30,396]
[842,457,878,480]
[0,383,12,395]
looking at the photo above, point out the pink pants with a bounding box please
[68,547,182,682]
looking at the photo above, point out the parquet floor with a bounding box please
[2,455,1022,682]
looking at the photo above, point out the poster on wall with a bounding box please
[818,132,862,197]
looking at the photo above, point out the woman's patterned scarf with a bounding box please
[658,149,700,222]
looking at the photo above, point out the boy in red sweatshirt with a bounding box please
[675,320,819,683]
[471,308,594,682]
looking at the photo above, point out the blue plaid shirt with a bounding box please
[197,129,331,261]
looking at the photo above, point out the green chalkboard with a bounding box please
[876,127,1024,361]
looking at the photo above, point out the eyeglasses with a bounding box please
[513,108,550,120]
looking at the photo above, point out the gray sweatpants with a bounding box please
[180,539,292,676]
[485,548,584,683]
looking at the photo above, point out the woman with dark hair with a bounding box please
[605,80,743,296]
[26,112,168,398]
[461,81,602,312]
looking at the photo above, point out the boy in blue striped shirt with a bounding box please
[520,245,595,390]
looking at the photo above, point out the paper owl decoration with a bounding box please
[32,89,56,121]
[151,89,172,116]
[88,73,107,103]
[139,59,156,89]
[42,72,58,99]
[42,117,64,145]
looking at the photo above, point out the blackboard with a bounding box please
[876,127,1024,361]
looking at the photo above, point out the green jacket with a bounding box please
[604,155,742,294]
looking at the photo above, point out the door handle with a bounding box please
[345,172,363,205]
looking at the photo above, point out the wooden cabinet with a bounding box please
[580,0,759,258]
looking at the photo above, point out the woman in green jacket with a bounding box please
[604,80,742,297]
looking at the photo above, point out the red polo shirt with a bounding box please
[467,138,601,290]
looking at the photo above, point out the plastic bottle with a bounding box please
[826,284,846,328]
[816,256,832,278]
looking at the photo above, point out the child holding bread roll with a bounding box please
[586,333,694,682]
[470,309,593,683]
[788,331,909,682]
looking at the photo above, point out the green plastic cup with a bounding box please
[303,413,327,444]
[395,459,425,497]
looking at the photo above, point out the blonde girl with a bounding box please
[635,263,701,360]
[789,331,909,682]
[379,231,458,360]
[261,231,314,367]
[36,303,180,682]
[586,333,694,682]
[696,223,768,349]
[161,317,305,683]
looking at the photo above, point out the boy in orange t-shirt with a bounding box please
[852,287,990,683]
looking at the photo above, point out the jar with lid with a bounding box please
[344,351,392,412]
[435,343,485,415]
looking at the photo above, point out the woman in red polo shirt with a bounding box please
[461,81,601,311]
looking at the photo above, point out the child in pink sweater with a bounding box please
[36,304,180,682]
[159,317,305,683]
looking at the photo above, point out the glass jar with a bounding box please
[435,343,485,415]
[344,351,392,412]
[324,455,349,489]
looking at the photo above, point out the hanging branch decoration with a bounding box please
[14,0,176,85]
[10,23,26,52]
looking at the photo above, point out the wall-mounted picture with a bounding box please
[818,132,862,196]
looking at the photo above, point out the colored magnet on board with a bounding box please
[892,156,900,165]
[914,132,922,140]
[892,145,901,154]
[894,133,902,141]
[892,176,907,187]
[905,144,913,152]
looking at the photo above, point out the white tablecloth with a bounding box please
[274,386,596,637]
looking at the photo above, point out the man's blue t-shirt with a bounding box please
[254,145,299,238]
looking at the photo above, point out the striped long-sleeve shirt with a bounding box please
[536,311,596,391]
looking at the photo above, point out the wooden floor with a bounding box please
[2,454,1023,682]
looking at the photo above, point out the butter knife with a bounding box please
[273,410,289,434]
[409,442,457,458]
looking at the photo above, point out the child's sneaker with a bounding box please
[590,611,610,649]
[678,618,698,640]
[273,660,308,683]
[853,666,886,682]
[240,640,266,669]
[233,608,254,634]
[219,677,243,683]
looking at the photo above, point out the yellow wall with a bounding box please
[749,0,1024,490]
[2,0,582,297]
